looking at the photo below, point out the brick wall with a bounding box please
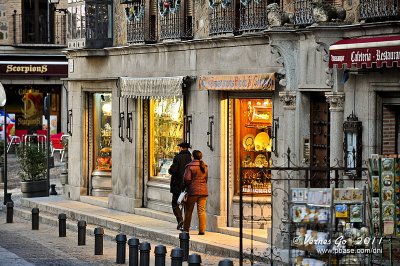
[382,106,396,155]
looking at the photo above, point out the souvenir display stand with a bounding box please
[368,155,400,264]
[290,187,369,266]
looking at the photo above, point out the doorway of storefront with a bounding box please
[86,92,112,198]
[309,94,330,188]
[227,95,273,243]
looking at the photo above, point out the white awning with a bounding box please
[118,76,187,99]
[0,82,6,106]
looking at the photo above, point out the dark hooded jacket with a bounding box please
[168,149,192,194]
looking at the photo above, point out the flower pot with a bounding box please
[20,180,48,198]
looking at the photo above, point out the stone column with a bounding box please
[271,91,297,249]
[279,91,297,157]
[325,92,345,168]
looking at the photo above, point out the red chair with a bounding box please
[50,132,65,161]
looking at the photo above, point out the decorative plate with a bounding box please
[254,132,270,151]
[242,134,255,151]
[254,154,267,167]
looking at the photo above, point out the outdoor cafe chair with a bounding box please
[7,129,28,153]
[50,132,65,162]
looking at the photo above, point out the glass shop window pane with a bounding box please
[150,98,184,178]
[94,93,112,171]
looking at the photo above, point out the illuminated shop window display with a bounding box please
[150,98,184,177]
[94,93,112,171]
[235,98,272,195]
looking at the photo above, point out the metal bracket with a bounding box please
[118,97,125,141]
[184,114,192,144]
[207,115,214,151]
[67,109,73,136]
[271,118,279,157]
[126,112,133,143]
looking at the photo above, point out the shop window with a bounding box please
[149,98,183,177]
[94,93,112,171]
[234,98,272,195]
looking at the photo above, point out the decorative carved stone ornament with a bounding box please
[279,91,296,109]
[325,92,345,112]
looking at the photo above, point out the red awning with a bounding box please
[329,36,400,69]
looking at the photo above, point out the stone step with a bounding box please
[18,196,270,261]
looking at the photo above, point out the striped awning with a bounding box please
[118,76,186,99]
[199,73,275,91]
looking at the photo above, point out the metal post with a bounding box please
[77,220,86,245]
[32,207,39,230]
[154,245,166,266]
[58,213,66,237]
[3,106,7,205]
[139,241,151,266]
[94,227,104,255]
[116,233,127,264]
[218,259,234,266]
[46,93,50,196]
[179,232,190,261]
[128,237,139,266]
[6,201,13,223]
[187,254,202,266]
[170,247,184,266]
[50,184,58,195]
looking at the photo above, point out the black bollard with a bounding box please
[49,184,58,195]
[32,208,39,230]
[218,259,234,266]
[139,241,151,266]
[94,227,104,255]
[77,220,86,246]
[116,233,127,264]
[128,237,140,266]
[5,193,13,204]
[6,202,13,223]
[154,245,167,266]
[179,232,190,261]
[170,247,184,266]
[187,254,202,266]
[58,213,67,237]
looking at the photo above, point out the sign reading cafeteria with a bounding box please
[329,36,400,69]
[0,61,68,76]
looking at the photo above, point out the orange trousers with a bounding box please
[183,195,207,233]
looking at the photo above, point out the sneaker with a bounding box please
[177,221,184,230]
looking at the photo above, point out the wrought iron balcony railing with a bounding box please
[12,11,67,46]
[293,0,313,26]
[360,0,400,21]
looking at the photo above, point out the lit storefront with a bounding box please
[0,55,67,137]
[199,73,275,228]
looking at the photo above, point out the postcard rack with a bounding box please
[289,187,368,266]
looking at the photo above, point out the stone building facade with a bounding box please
[63,0,400,239]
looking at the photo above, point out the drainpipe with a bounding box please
[141,101,145,208]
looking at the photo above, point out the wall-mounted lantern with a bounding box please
[343,112,362,175]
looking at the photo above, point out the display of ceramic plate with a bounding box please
[254,132,270,151]
[242,134,255,150]
[254,154,267,167]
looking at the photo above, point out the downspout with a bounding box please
[141,100,145,208]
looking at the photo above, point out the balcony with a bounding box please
[12,11,67,46]
[293,0,313,26]
[360,0,400,21]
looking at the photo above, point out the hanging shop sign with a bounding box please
[0,61,68,76]
[199,73,275,91]
[329,36,400,69]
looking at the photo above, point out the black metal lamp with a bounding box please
[48,0,68,14]
[343,112,362,175]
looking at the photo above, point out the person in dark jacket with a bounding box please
[183,150,208,235]
[168,142,192,230]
